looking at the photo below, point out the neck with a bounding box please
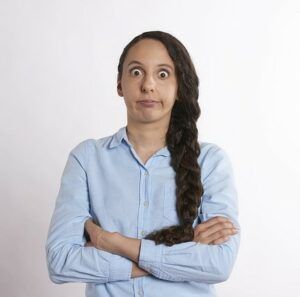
[126,121,169,151]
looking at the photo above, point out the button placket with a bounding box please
[139,168,150,239]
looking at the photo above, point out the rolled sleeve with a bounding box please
[138,239,163,277]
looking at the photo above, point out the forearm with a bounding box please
[106,236,149,278]
[115,235,142,263]
[85,219,141,262]
[84,220,149,278]
[137,224,241,283]
[46,215,132,284]
[84,219,120,255]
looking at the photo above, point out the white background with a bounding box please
[1,0,299,296]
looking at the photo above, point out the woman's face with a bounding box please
[117,38,178,126]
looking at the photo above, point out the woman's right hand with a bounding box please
[193,216,239,245]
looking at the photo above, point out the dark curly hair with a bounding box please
[117,31,203,246]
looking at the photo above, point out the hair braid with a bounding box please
[117,31,204,246]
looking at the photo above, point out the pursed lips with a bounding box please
[138,99,159,103]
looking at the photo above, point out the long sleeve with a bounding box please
[138,146,241,283]
[45,140,132,284]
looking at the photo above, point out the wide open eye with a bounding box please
[158,69,169,78]
[130,68,142,77]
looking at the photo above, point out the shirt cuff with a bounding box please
[108,254,133,282]
[138,239,163,274]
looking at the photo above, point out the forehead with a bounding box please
[123,38,174,68]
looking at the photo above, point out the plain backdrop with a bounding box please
[1,0,299,296]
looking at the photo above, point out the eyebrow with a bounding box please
[127,60,174,71]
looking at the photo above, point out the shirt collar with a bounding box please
[109,125,170,157]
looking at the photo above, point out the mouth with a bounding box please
[138,99,159,103]
[137,100,159,107]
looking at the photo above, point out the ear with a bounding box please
[117,81,123,97]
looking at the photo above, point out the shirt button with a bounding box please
[144,200,149,207]
[144,171,149,175]
[138,290,143,296]
[141,230,146,236]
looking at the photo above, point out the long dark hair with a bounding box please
[117,31,203,246]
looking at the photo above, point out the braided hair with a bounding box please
[117,31,203,246]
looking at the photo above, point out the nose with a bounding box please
[141,74,155,93]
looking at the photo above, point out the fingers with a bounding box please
[194,216,235,235]
[196,228,237,244]
[200,221,235,238]
[207,228,237,243]
[202,216,230,228]
[210,236,230,245]
[193,216,239,244]
[195,216,231,232]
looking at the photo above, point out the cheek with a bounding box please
[163,86,177,101]
[123,80,140,95]
[162,80,177,95]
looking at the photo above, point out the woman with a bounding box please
[46,31,240,297]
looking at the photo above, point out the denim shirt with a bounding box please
[45,125,241,297]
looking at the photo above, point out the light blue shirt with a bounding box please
[45,125,241,297]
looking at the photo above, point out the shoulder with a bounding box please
[199,141,229,163]
[70,130,116,152]
[198,141,234,182]
[68,132,115,165]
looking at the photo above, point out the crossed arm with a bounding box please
[84,216,239,279]
[84,219,148,278]
[45,142,240,284]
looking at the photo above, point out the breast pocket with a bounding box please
[163,183,179,224]
[163,182,202,227]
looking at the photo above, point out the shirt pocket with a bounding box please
[163,182,179,224]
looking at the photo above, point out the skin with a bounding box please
[84,217,239,278]
[117,38,178,163]
[84,39,239,278]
